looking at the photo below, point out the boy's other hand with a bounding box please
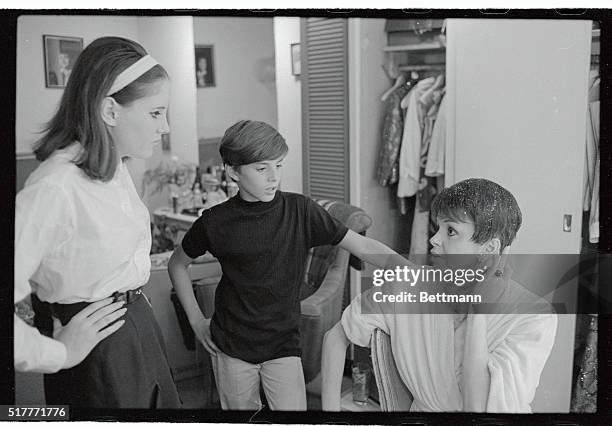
[53,297,127,369]
[193,317,220,355]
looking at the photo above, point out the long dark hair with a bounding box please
[34,37,169,181]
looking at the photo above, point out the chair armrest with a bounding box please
[371,328,414,411]
[300,248,350,317]
[300,248,350,383]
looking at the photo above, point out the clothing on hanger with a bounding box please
[583,70,599,244]
[409,86,444,255]
[588,101,599,244]
[380,74,406,102]
[376,83,412,186]
[419,87,445,176]
[397,76,436,198]
[425,92,446,177]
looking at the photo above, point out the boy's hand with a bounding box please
[192,317,220,355]
[53,297,127,369]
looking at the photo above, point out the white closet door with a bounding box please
[446,19,590,255]
[446,19,592,413]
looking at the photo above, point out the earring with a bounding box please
[494,254,506,277]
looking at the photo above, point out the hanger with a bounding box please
[380,73,407,102]
[399,70,444,109]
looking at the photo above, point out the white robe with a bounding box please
[341,280,558,412]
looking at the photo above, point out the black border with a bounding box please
[3,8,612,425]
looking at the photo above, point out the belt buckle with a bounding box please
[126,288,142,304]
[112,291,127,304]
[112,288,142,304]
[133,288,143,303]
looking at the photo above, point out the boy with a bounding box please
[321,178,558,413]
[168,120,409,410]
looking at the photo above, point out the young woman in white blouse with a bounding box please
[15,37,181,408]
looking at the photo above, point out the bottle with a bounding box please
[168,171,180,214]
[170,190,179,214]
[171,156,180,183]
[191,166,202,191]
[192,182,204,208]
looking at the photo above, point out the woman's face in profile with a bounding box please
[429,215,483,270]
[111,79,171,160]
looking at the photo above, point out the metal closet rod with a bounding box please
[398,64,445,71]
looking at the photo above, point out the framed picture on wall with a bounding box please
[43,35,83,88]
[291,43,301,76]
[195,45,216,88]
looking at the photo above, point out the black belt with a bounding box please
[39,287,145,326]
[112,287,144,304]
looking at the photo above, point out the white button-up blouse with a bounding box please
[14,142,152,372]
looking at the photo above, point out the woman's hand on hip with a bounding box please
[53,297,127,369]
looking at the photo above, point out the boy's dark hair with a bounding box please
[34,37,169,182]
[219,120,288,166]
[431,178,522,250]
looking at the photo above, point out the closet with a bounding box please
[377,19,447,257]
[347,18,593,413]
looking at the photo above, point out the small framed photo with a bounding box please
[43,35,83,88]
[195,45,216,88]
[291,43,301,76]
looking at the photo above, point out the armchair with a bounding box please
[299,200,372,386]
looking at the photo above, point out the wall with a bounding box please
[16,15,200,211]
[349,18,398,253]
[193,17,277,139]
[139,17,198,166]
[346,17,397,363]
[273,17,302,194]
[16,15,139,155]
[136,16,199,213]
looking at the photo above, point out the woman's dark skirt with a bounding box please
[32,293,182,408]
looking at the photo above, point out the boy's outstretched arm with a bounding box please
[321,321,350,411]
[168,246,220,355]
[337,229,416,269]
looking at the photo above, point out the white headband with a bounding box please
[107,55,159,96]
